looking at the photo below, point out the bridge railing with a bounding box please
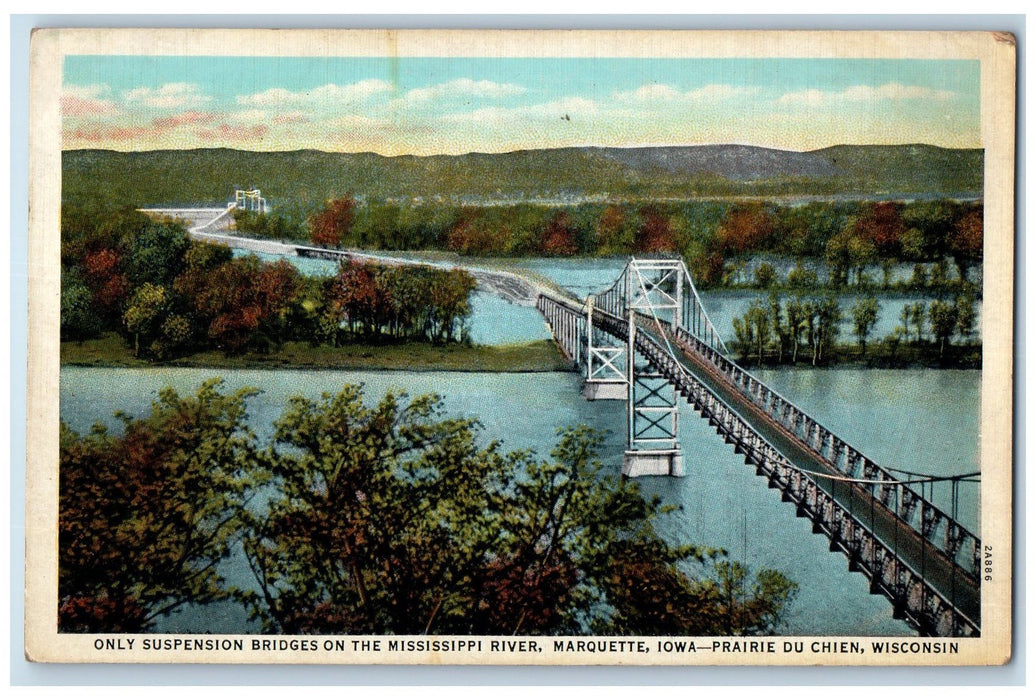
[565,295,978,636]
[544,289,980,584]
[634,324,979,637]
[659,319,980,581]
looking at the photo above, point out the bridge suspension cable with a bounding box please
[537,254,981,637]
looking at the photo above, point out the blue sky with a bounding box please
[61,56,981,154]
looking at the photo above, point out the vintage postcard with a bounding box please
[26,28,1015,665]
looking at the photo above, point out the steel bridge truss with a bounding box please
[535,255,981,637]
[584,297,627,390]
[591,256,728,356]
[538,291,979,637]
[234,188,267,213]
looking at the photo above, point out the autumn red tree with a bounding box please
[309,196,357,248]
[950,205,983,282]
[184,256,300,353]
[596,204,635,255]
[717,206,776,254]
[689,250,726,288]
[539,212,578,256]
[80,248,130,320]
[853,202,905,257]
[329,261,393,338]
[445,210,509,256]
[636,206,677,253]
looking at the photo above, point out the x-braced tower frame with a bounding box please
[582,258,685,477]
[622,259,682,477]
[582,295,628,400]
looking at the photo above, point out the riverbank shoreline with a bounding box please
[730,340,982,370]
[61,333,980,372]
[61,335,571,373]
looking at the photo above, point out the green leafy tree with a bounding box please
[768,292,790,363]
[807,297,842,365]
[908,263,929,291]
[787,263,820,290]
[240,386,798,635]
[785,297,808,364]
[125,221,191,289]
[59,379,263,632]
[929,260,950,291]
[929,299,958,359]
[902,199,957,260]
[908,301,927,343]
[122,283,170,358]
[61,269,103,340]
[754,262,777,289]
[955,290,978,342]
[900,227,926,261]
[732,301,772,364]
[850,295,880,355]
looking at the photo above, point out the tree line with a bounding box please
[732,289,979,366]
[229,197,982,292]
[59,380,799,636]
[60,206,477,358]
[742,257,976,297]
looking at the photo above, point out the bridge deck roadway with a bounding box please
[631,321,981,628]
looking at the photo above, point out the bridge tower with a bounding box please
[621,259,683,477]
[582,296,628,400]
[542,255,725,478]
[233,188,267,213]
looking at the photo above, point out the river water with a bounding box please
[60,363,978,637]
[58,252,981,636]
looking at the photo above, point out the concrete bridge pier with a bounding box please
[622,449,684,478]
[582,380,627,401]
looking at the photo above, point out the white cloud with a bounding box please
[226,109,269,123]
[684,84,758,100]
[123,82,211,110]
[443,96,602,125]
[777,88,827,106]
[621,84,680,101]
[237,88,294,107]
[778,82,956,106]
[614,83,757,103]
[327,114,387,129]
[402,78,526,104]
[236,80,393,107]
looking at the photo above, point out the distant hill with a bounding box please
[589,145,845,180]
[61,144,983,208]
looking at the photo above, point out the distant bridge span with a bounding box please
[142,206,544,304]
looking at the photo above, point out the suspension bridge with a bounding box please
[144,197,982,639]
[536,257,981,639]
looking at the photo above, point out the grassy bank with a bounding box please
[61,333,570,372]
